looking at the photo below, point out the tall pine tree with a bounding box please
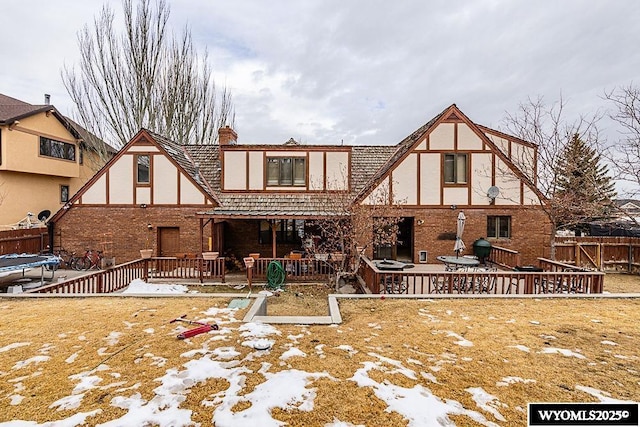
[553,134,616,232]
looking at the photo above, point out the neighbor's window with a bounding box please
[60,185,69,203]
[137,155,150,184]
[266,157,306,186]
[40,137,76,161]
[487,215,511,238]
[443,153,467,184]
[259,219,305,244]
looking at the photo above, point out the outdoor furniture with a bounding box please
[374,259,414,293]
[436,255,480,271]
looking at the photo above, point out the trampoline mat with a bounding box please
[0,256,52,269]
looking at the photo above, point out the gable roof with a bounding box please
[0,93,82,140]
[354,103,546,204]
[50,129,219,223]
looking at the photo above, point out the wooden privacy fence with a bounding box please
[24,257,226,294]
[358,257,604,295]
[0,228,48,255]
[554,237,640,273]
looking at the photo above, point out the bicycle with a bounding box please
[74,249,104,270]
[44,248,79,271]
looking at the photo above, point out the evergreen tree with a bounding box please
[553,133,616,231]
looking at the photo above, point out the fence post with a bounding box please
[199,258,204,283]
[97,273,103,293]
[143,259,149,282]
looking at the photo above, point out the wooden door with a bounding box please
[158,227,180,257]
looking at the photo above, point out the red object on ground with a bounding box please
[177,324,217,339]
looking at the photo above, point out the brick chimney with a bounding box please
[218,126,238,145]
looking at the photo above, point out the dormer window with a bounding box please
[266,157,306,186]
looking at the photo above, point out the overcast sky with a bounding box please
[1,1,639,152]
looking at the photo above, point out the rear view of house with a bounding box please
[51,104,551,265]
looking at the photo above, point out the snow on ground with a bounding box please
[0,294,635,426]
[121,279,191,294]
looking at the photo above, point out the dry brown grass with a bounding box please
[603,273,640,293]
[0,288,639,426]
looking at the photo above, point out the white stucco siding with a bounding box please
[223,151,247,190]
[153,155,177,204]
[180,174,205,204]
[109,155,134,204]
[248,151,264,190]
[127,146,159,153]
[416,138,427,151]
[136,187,151,205]
[326,152,349,190]
[443,187,468,206]
[392,153,417,204]
[308,152,324,190]
[429,123,455,150]
[81,174,107,204]
[486,134,509,155]
[420,153,440,205]
[471,153,493,205]
[511,142,536,181]
[362,178,390,205]
[457,124,483,150]
[494,158,520,205]
[523,185,541,205]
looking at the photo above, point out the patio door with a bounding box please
[373,217,413,261]
[158,227,180,257]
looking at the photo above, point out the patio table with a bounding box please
[436,255,480,271]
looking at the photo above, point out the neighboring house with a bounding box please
[613,199,640,222]
[51,104,551,265]
[0,93,114,230]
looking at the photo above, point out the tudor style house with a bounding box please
[0,93,114,229]
[51,104,551,265]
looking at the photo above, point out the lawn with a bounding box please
[0,275,639,426]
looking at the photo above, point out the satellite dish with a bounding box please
[37,210,51,222]
[487,186,500,200]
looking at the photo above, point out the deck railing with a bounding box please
[359,257,604,295]
[25,259,147,294]
[23,257,226,294]
[251,257,337,281]
[538,257,588,272]
[488,245,521,269]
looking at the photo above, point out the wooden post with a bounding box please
[199,218,204,254]
[271,220,277,258]
[143,259,149,282]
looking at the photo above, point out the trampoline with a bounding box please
[0,253,61,285]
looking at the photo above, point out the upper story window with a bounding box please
[444,153,467,184]
[137,155,150,184]
[267,157,306,186]
[487,215,511,238]
[40,137,76,161]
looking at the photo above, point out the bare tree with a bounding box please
[307,179,404,286]
[604,83,640,197]
[502,95,613,255]
[63,0,234,152]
